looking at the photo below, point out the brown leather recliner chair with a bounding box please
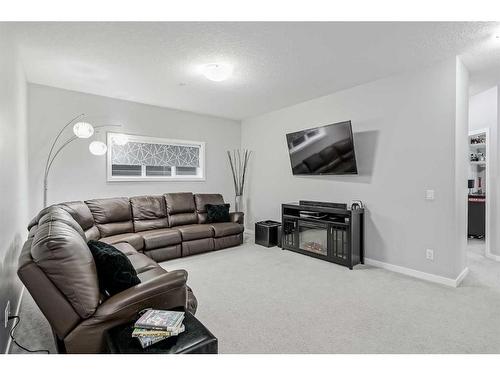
[18,206,197,353]
[18,192,243,353]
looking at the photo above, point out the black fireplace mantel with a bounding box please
[281,202,364,270]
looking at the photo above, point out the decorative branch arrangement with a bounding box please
[227,149,252,196]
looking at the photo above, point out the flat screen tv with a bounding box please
[286,121,358,175]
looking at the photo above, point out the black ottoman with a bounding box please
[105,312,218,354]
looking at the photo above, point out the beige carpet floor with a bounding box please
[10,238,500,354]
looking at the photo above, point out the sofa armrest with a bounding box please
[63,269,190,353]
[94,269,188,319]
[230,211,244,224]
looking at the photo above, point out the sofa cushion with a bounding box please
[59,201,95,231]
[143,245,182,263]
[165,192,197,227]
[130,195,169,232]
[112,242,138,256]
[86,197,132,223]
[18,234,83,340]
[168,212,198,227]
[27,215,39,231]
[229,212,244,225]
[177,224,214,241]
[194,193,226,223]
[139,228,182,250]
[96,221,134,238]
[87,240,141,297]
[60,201,100,240]
[38,206,86,240]
[84,226,101,241]
[165,192,196,214]
[214,233,244,250]
[181,238,214,257]
[100,232,144,251]
[112,243,158,274]
[31,220,100,319]
[85,197,133,237]
[134,267,168,283]
[206,203,230,223]
[194,194,225,212]
[125,252,158,274]
[165,193,198,226]
[210,222,244,238]
[28,204,58,230]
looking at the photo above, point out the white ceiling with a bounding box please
[10,22,500,120]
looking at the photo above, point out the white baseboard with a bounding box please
[364,258,469,288]
[455,267,469,287]
[5,286,24,354]
[485,251,500,262]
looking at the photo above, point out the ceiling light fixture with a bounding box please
[201,63,233,82]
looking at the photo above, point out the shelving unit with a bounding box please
[469,143,486,149]
[468,129,488,241]
[469,132,487,193]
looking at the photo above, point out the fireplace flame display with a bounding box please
[302,241,326,254]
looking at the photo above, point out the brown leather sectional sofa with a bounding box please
[17,192,244,353]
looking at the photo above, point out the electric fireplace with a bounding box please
[281,201,364,269]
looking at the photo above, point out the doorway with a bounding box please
[467,128,489,257]
[467,86,497,260]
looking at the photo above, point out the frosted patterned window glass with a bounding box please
[107,133,205,181]
[111,142,200,167]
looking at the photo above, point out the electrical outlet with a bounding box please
[426,249,434,261]
[4,300,10,328]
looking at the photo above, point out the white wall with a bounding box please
[0,27,29,353]
[454,58,469,274]
[28,84,241,216]
[469,86,500,257]
[242,58,468,280]
[469,87,498,132]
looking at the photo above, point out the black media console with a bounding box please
[281,201,364,269]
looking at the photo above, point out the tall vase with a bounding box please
[235,194,244,213]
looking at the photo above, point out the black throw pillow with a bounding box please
[87,240,140,296]
[205,203,230,223]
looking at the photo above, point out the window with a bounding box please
[146,166,172,176]
[112,164,142,176]
[107,133,205,181]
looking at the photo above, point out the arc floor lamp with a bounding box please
[43,113,127,207]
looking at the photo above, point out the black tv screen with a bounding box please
[286,121,358,175]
